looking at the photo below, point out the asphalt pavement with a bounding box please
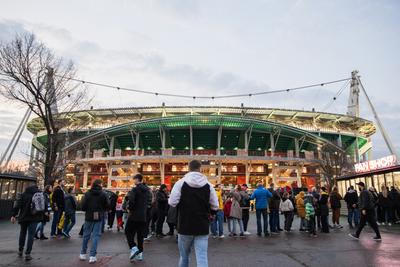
[0,213,399,267]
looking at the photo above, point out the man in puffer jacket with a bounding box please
[250,183,273,237]
[344,186,359,228]
[11,184,44,261]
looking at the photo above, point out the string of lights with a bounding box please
[57,74,352,100]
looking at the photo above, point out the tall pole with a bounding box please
[356,75,398,160]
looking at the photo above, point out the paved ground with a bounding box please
[0,213,399,267]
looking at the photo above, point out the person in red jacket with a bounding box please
[223,198,233,235]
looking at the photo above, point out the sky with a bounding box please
[0,0,399,162]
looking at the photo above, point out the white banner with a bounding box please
[355,155,397,173]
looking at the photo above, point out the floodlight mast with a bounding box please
[352,70,398,162]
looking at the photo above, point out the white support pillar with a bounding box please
[270,133,275,157]
[190,126,193,156]
[160,162,165,184]
[109,137,115,157]
[83,163,89,189]
[338,134,343,148]
[271,163,277,185]
[246,162,250,186]
[294,138,300,158]
[135,133,140,156]
[85,142,91,158]
[355,137,360,163]
[217,161,222,184]
[296,165,303,188]
[217,126,222,156]
[107,163,112,189]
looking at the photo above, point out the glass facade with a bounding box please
[0,178,35,200]
[337,167,400,194]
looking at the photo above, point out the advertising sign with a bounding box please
[354,155,397,173]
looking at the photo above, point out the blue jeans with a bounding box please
[80,221,102,257]
[63,212,76,235]
[178,234,208,267]
[348,208,360,226]
[35,222,46,236]
[269,210,279,232]
[51,210,62,236]
[210,210,224,236]
[256,209,268,235]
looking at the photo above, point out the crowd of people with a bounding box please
[10,160,400,266]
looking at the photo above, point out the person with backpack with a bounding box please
[125,174,152,262]
[305,193,317,237]
[319,187,330,233]
[79,179,109,263]
[349,182,381,241]
[107,191,118,230]
[11,183,45,261]
[63,187,77,238]
[280,191,294,232]
[116,195,124,232]
[51,179,66,237]
[169,160,219,267]
[35,185,52,240]
[240,184,252,235]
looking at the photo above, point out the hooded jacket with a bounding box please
[318,191,329,216]
[12,185,44,223]
[344,189,358,209]
[329,191,342,209]
[81,184,109,221]
[296,191,306,218]
[127,183,151,222]
[250,185,273,210]
[169,171,219,235]
[268,190,281,211]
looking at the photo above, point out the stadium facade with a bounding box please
[27,105,375,192]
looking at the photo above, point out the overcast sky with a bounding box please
[0,0,399,162]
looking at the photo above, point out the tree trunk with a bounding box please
[44,133,59,185]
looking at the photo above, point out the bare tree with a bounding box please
[320,145,352,191]
[0,33,87,185]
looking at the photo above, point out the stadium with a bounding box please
[26,104,376,193]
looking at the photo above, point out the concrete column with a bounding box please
[270,133,275,157]
[135,133,140,156]
[271,163,277,185]
[160,162,165,184]
[217,126,222,156]
[217,161,222,184]
[190,126,193,156]
[107,163,112,189]
[83,163,89,189]
[109,137,115,157]
[296,165,303,187]
[355,137,360,163]
[85,142,91,158]
[246,162,250,185]
[338,134,343,148]
[294,138,300,158]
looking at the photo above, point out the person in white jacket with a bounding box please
[169,160,218,267]
[280,192,294,232]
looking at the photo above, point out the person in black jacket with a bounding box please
[389,187,400,223]
[51,179,66,237]
[126,174,151,262]
[155,184,169,238]
[35,185,52,240]
[378,185,392,225]
[79,179,109,264]
[268,186,281,234]
[62,187,77,237]
[349,182,381,241]
[107,191,118,230]
[11,184,44,261]
[318,187,329,233]
[344,186,359,229]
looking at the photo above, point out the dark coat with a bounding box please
[359,189,375,210]
[12,185,44,223]
[81,185,109,221]
[344,190,358,209]
[268,190,281,211]
[52,186,65,210]
[64,194,77,215]
[329,191,342,209]
[127,183,151,222]
[156,190,168,213]
[167,205,178,225]
[318,191,329,216]
[378,193,392,208]
[389,189,400,207]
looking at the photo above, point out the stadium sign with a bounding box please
[355,155,397,174]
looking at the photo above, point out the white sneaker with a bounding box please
[388,223,392,226]
[130,246,139,261]
[89,256,97,264]
[219,235,225,239]
[377,222,381,226]
[135,252,143,261]
[382,222,386,225]
[244,231,251,235]
[79,254,87,261]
